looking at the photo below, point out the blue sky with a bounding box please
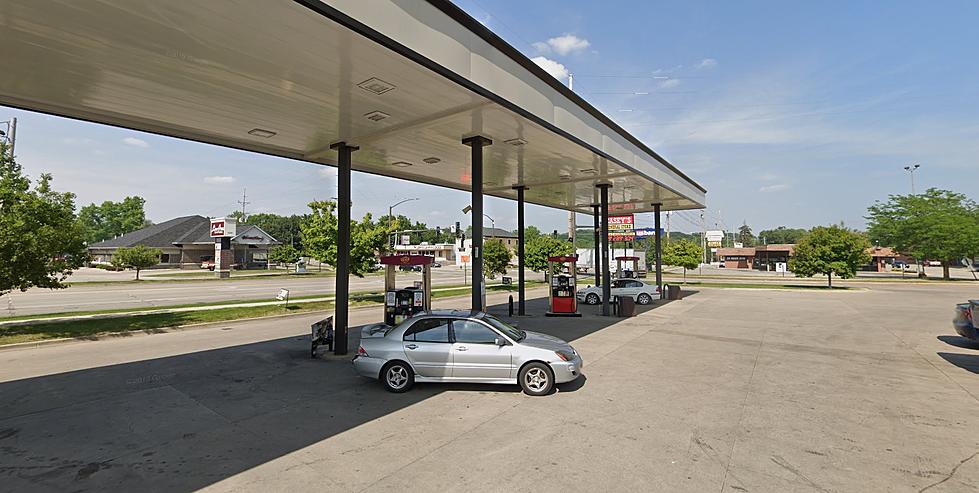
[4,1,979,235]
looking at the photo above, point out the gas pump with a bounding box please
[615,256,640,279]
[379,255,433,326]
[546,255,581,317]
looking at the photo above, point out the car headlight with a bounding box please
[555,350,575,361]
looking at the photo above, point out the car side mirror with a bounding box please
[495,338,506,346]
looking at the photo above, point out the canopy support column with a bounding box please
[330,142,357,355]
[597,183,612,316]
[463,135,492,311]
[513,185,527,315]
[592,204,601,287]
[654,203,663,299]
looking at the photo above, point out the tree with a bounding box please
[77,196,147,244]
[110,245,161,280]
[0,143,88,296]
[737,222,756,247]
[240,213,305,250]
[663,239,702,282]
[524,235,574,272]
[300,200,388,277]
[758,226,808,245]
[482,239,512,279]
[268,244,300,265]
[789,225,870,287]
[866,189,979,280]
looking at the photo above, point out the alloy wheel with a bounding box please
[524,367,549,393]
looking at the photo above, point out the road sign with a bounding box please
[276,288,290,301]
[502,276,512,285]
[776,262,787,273]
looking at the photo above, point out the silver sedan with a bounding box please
[352,310,583,396]
[577,278,660,305]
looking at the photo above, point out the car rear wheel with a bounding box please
[519,362,554,396]
[585,293,600,305]
[637,293,653,305]
[381,361,414,393]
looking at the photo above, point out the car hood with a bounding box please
[519,330,573,352]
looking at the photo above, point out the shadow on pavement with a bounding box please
[0,293,678,491]
[937,335,979,350]
[937,352,979,375]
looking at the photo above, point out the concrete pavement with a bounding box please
[1,283,978,491]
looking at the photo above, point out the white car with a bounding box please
[577,279,660,305]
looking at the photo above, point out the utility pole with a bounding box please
[666,211,671,242]
[0,117,16,158]
[700,211,706,275]
[237,188,250,221]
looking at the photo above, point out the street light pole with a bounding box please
[388,197,419,248]
[483,213,495,231]
[904,164,921,194]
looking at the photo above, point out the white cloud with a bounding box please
[699,58,718,69]
[531,56,569,81]
[122,137,149,148]
[759,183,790,193]
[203,176,235,184]
[318,167,337,178]
[534,34,591,56]
[660,78,681,88]
[62,137,94,145]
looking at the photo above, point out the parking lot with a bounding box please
[1,283,978,492]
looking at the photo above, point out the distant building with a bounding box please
[484,227,518,251]
[88,215,279,269]
[717,244,904,273]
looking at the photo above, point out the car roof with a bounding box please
[414,309,486,319]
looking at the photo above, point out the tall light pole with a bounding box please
[483,213,495,231]
[0,118,17,158]
[904,164,921,194]
[388,197,419,248]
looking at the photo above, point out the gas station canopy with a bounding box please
[0,0,705,213]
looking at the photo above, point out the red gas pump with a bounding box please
[546,255,581,317]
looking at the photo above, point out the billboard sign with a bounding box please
[706,230,724,242]
[210,217,237,238]
[634,228,664,239]
[608,214,635,241]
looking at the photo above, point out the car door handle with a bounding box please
[456,346,468,351]
[405,344,418,350]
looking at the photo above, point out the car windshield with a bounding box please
[483,315,525,342]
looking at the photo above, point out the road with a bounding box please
[2,268,536,317]
[2,283,978,491]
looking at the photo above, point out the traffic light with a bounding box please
[454,221,461,237]
[435,226,441,239]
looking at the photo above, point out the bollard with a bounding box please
[508,295,514,316]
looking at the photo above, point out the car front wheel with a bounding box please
[585,293,600,305]
[519,362,554,396]
[381,361,414,393]
[637,293,653,305]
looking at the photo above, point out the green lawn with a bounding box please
[671,281,854,290]
[0,282,539,346]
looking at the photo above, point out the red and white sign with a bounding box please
[608,214,635,241]
[210,217,237,238]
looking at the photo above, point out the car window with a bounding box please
[403,318,450,343]
[452,320,498,344]
[627,280,643,288]
[611,280,625,288]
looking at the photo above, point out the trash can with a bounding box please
[665,285,682,300]
[618,295,636,317]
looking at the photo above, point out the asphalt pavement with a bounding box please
[1,268,521,317]
[1,283,978,491]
